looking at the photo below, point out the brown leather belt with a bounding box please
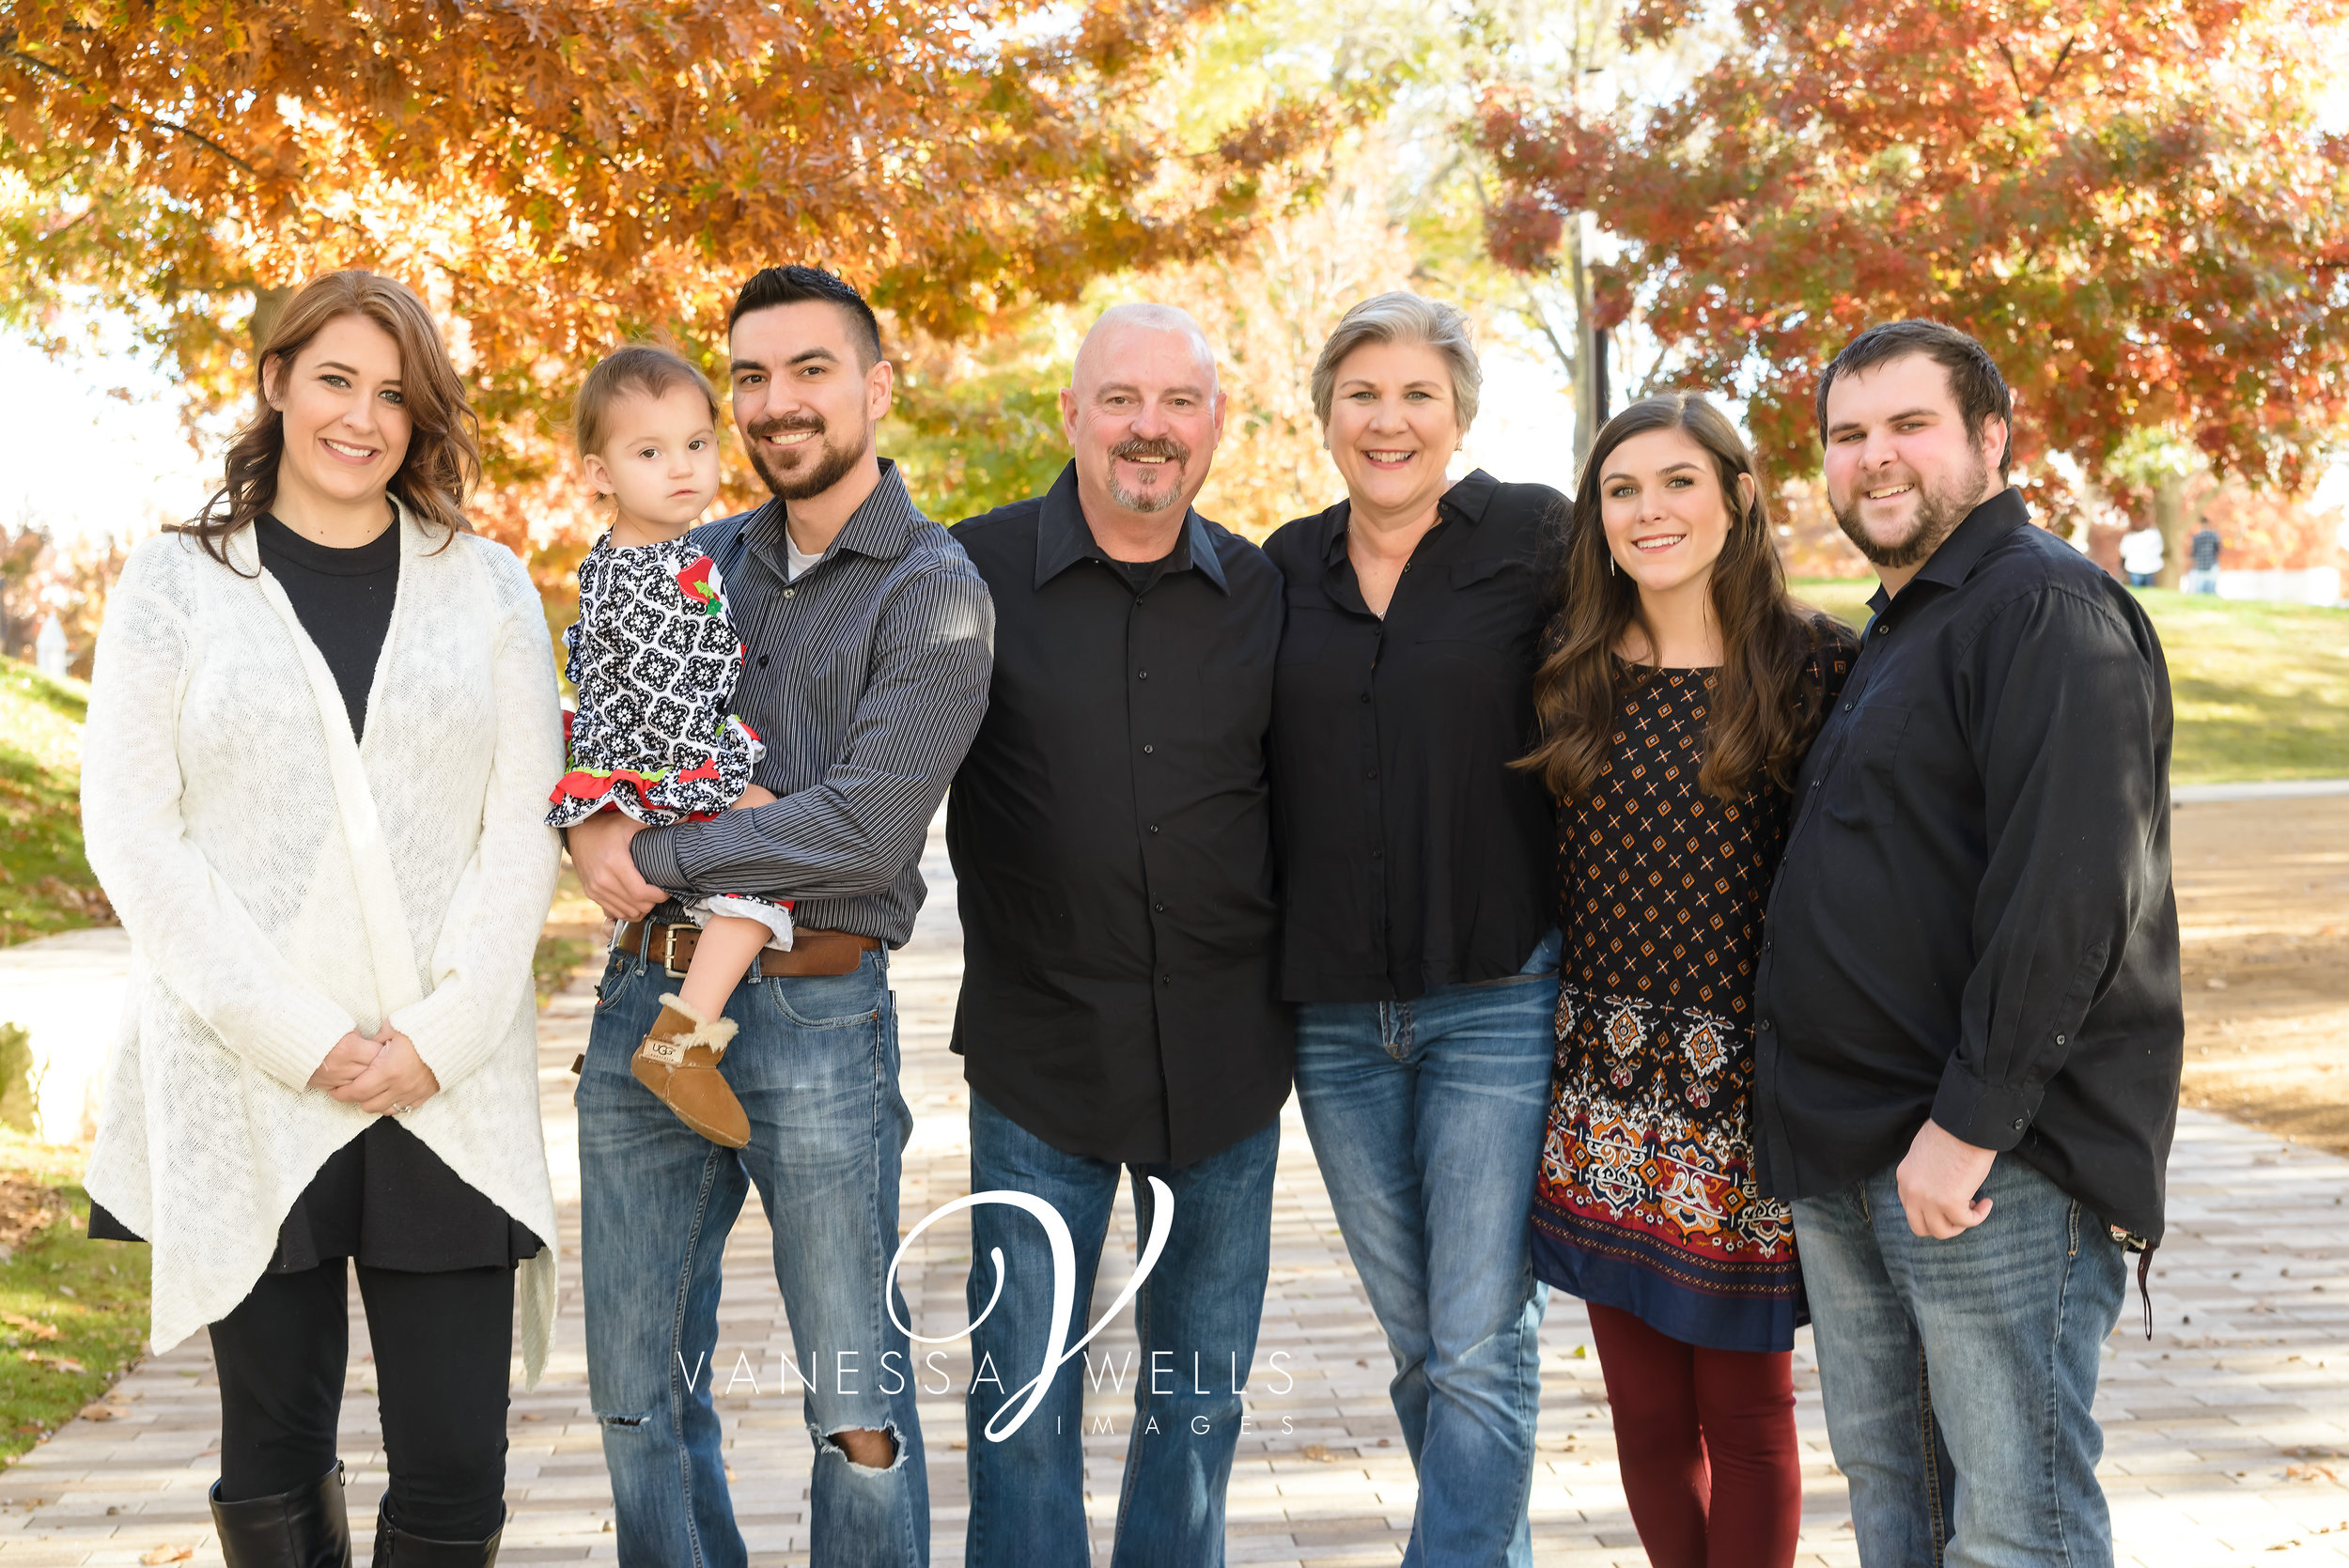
[613,919,880,979]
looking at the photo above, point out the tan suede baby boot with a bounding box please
[632,994,751,1148]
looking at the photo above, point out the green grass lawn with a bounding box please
[0,658,106,948]
[0,1133,148,1466]
[1792,579,2349,788]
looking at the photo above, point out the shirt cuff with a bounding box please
[1930,1058,2040,1152]
[630,824,687,893]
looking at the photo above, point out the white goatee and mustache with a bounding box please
[1106,436,1191,513]
[745,411,868,503]
[1831,446,1990,569]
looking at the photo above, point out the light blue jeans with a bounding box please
[963,1094,1281,1568]
[1793,1153,2129,1568]
[577,943,928,1568]
[1292,932,1559,1568]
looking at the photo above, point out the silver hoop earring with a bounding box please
[1609,555,1618,578]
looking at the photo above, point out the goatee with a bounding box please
[747,412,867,503]
[1106,436,1190,514]
[1831,452,1988,570]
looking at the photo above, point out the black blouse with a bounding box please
[88,512,541,1272]
[1261,470,1566,1002]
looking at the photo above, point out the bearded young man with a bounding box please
[1751,319,2183,1567]
[944,303,1290,1567]
[565,265,994,1568]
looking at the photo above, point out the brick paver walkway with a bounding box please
[4,828,2349,1563]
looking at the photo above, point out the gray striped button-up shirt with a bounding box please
[628,459,995,945]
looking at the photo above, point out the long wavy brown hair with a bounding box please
[1517,393,1836,803]
[177,271,480,568]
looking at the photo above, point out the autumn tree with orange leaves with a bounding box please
[0,0,1326,568]
[1477,0,2349,517]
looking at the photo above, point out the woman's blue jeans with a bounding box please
[1293,936,1559,1568]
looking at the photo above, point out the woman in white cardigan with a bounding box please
[82,271,562,1568]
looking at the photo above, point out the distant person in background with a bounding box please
[2120,521,2164,587]
[2185,523,2222,594]
[81,270,561,1566]
[1519,393,1856,1568]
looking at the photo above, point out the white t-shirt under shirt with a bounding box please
[786,533,821,582]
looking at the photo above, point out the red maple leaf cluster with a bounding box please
[1479,0,2349,510]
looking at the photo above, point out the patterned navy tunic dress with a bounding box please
[1532,641,1852,1354]
[549,532,791,944]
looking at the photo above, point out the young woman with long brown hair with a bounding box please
[1518,394,1855,1568]
[81,271,561,1565]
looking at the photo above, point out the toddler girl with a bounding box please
[548,345,786,1148]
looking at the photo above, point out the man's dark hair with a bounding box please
[728,265,883,366]
[1816,319,2014,478]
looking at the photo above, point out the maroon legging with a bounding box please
[1584,1301,1802,1568]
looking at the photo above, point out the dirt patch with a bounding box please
[2175,796,2349,1151]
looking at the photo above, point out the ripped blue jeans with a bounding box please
[578,941,928,1568]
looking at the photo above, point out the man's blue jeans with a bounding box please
[1793,1154,2128,1568]
[577,943,928,1568]
[963,1094,1280,1568]
[1292,939,1559,1568]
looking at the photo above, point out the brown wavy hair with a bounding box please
[1517,393,1836,803]
[177,271,480,568]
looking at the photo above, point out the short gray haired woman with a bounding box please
[1261,291,1566,1566]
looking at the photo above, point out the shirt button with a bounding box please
[1758,1019,1772,1032]
[1364,769,1377,781]
[1843,703,1852,712]
[783,587,795,598]
[2055,1032,2067,1045]
[1876,623,1890,635]
[1371,848,1383,860]
[1148,824,1160,834]
[1361,691,1372,704]
[758,656,770,669]
[2012,1117,2026,1131]
[1143,744,1155,755]
[1138,670,1148,680]
[1160,973,1173,986]
[1153,902,1166,913]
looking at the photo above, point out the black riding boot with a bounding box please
[209,1461,351,1567]
[368,1501,504,1566]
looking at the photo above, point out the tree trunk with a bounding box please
[2153,476,2186,590]
[1569,212,1598,465]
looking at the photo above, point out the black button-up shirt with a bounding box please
[947,465,1291,1167]
[629,460,996,945]
[1753,489,2185,1241]
[1261,470,1565,1001]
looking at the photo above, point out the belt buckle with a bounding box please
[661,924,691,979]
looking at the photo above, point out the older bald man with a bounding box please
[945,303,1291,1566]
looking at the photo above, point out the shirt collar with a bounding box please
[1868,486,2031,614]
[1034,462,1227,594]
[1314,466,1501,564]
[746,457,921,567]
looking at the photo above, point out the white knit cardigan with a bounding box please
[81,507,563,1384]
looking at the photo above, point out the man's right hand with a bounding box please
[569,811,664,922]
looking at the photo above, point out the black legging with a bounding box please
[209,1260,514,1541]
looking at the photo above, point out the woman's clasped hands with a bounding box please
[307,1025,442,1115]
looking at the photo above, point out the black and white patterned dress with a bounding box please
[549,532,792,946]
